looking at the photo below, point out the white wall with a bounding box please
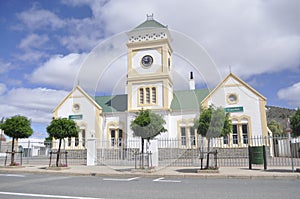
[207,76,264,137]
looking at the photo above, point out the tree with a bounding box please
[0,115,33,165]
[44,136,53,149]
[268,120,283,136]
[290,108,300,137]
[130,109,167,166]
[46,118,79,167]
[195,105,232,168]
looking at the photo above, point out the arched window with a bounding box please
[139,88,144,104]
[138,86,157,105]
[178,120,197,148]
[146,87,150,104]
[151,87,156,103]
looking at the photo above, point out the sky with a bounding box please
[0,0,300,138]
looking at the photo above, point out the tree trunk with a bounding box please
[56,139,62,167]
[11,137,15,165]
[206,138,211,169]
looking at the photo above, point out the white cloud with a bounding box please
[0,83,7,95]
[277,82,300,107]
[19,33,49,50]
[29,53,87,89]
[0,59,14,74]
[96,0,300,79]
[0,87,68,124]
[17,34,50,61]
[16,6,65,31]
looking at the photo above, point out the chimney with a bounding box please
[189,72,195,90]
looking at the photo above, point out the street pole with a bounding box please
[285,117,294,172]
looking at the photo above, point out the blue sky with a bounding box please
[0,0,300,138]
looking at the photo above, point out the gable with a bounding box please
[53,86,102,114]
[201,73,266,106]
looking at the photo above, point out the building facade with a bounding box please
[52,17,268,150]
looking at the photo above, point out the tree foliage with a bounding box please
[0,115,33,165]
[46,118,79,167]
[130,109,166,168]
[131,109,167,140]
[46,118,79,139]
[195,105,232,138]
[268,120,283,136]
[290,108,300,137]
[1,115,33,139]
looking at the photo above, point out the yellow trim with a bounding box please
[201,73,267,107]
[226,93,239,105]
[106,121,125,149]
[137,86,158,106]
[228,115,252,147]
[259,99,268,138]
[126,32,173,112]
[177,119,197,148]
[53,85,102,113]
[72,103,80,113]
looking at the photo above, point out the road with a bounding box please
[0,173,299,199]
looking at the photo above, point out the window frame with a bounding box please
[138,86,158,106]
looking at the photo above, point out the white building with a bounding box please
[18,138,48,157]
[53,17,268,150]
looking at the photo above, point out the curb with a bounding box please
[0,167,299,180]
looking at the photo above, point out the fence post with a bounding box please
[214,150,218,168]
[248,145,252,170]
[87,138,96,166]
[263,145,267,170]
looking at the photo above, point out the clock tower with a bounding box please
[126,15,173,112]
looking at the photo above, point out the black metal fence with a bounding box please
[0,136,299,168]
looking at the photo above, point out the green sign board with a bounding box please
[68,114,83,120]
[225,106,244,113]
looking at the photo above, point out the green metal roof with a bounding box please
[133,19,167,30]
[94,89,209,113]
[170,89,209,111]
[94,95,127,113]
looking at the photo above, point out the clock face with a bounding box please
[141,55,153,67]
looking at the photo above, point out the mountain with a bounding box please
[266,105,296,128]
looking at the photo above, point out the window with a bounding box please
[75,137,79,147]
[110,129,116,147]
[82,129,86,147]
[73,104,80,111]
[180,127,186,146]
[223,135,229,145]
[146,87,150,104]
[139,88,144,104]
[110,128,123,148]
[227,93,238,104]
[242,124,248,144]
[118,129,123,147]
[190,127,196,146]
[151,87,156,103]
[232,124,238,145]
[138,86,157,105]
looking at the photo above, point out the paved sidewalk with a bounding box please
[0,164,299,179]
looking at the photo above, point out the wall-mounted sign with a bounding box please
[225,106,244,113]
[69,114,83,120]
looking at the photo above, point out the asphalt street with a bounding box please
[0,173,299,199]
